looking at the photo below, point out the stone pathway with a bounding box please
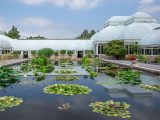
[0,59,29,67]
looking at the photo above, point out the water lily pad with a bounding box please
[53,76,79,82]
[89,100,131,119]
[58,103,71,110]
[0,96,23,111]
[43,84,92,96]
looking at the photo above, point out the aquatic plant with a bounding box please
[20,63,32,73]
[0,66,19,87]
[89,100,131,119]
[53,76,79,82]
[116,70,141,85]
[58,103,71,110]
[89,71,98,78]
[0,96,23,111]
[54,70,77,74]
[43,84,92,96]
[140,84,160,92]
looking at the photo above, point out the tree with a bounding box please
[76,30,96,39]
[5,26,20,39]
[104,40,127,59]
[67,50,74,56]
[60,50,66,55]
[37,48,54,58]
[27,35,46,40]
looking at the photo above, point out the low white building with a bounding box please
[0,12,160,58]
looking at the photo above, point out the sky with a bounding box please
[0,0,160,39]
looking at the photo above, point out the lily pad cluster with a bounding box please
[43,84,92,96]
[116,70,141,85]
[89,100,131,119]
[140,84,160,92]
[0,96,23,111]
[0,66,19,87]
[53,76,79,82]
[54,70,77,74]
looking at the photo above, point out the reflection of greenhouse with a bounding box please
[0,12,160,58]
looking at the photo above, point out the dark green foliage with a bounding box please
[31,50,37,55]
[26,35,46,40]
[89,100,131,119]
[31,58,54,73]
[104,40,127,59]
[104,64,119,76]
[116,70,141,85]
[89,71,98,78]
[43,84,92,96]
[60,58,72,65]
[76,30,96,39]
[38,48,54,58]
[20,63,32,73]
[67,50,74,56]
[60,50,66,55]
[86,50,93,58]
[5,26,20,39]
[0,66,19,87]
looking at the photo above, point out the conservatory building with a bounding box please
[0,12,160,58]
[92,12,160,55]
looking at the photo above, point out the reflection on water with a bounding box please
[0,75,160,120]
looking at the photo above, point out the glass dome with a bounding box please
[140,27,160,46]
[120,23,160,41]
[92,25,125,43]
[0,34,12,48]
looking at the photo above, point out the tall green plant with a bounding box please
[60,50,66,55]
[38,48,54,58]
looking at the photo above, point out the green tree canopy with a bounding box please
[104,40,127,59]
[27,35,46,40]
[5,26,20,39]
[76,30,96,39]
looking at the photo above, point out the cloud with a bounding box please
[21,0,104,9]
[139,0,154,5]
[20,17,52,27]
[0,16,77,39]
[139,0,160,13]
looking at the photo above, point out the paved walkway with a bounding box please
[100,58,160,74]
[0,59,30,67]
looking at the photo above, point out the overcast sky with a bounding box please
[0,0,160,38]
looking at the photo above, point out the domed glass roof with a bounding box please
[120,23,160,40]
[93,25,125,42]
[0,34,12,48]
[140,28,160,46]
[131,12,153,18]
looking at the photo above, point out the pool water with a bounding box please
[0,75,160,120]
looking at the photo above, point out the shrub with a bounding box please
[82,56,90,68]
[138,55,148,63]
[155,55,160,63]
[67,50,74,56]
[125,54,136,60]
[60,50,66,55]
[38,48,54,58]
